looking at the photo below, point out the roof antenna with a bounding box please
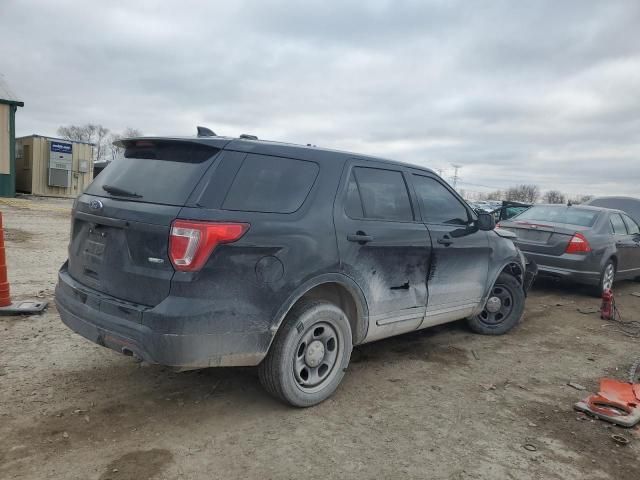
[197,126,216,137]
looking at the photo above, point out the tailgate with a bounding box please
[68,195,180,306]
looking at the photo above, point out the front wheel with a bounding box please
[467,273,525,335]
[258,300,352,407]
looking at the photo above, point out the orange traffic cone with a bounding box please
[0,212,10,307]
[0,211,48,315]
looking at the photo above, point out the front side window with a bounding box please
[610,214,628,235]
[346,167,413,221]
[412,175,469,225]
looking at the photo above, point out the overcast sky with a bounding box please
[2,0,639,197]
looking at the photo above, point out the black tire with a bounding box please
[467,273,525,335]
[258,299,353,407]
[589,259,615,297]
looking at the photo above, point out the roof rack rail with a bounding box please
[197,126,216,137]
[239,134,258,140]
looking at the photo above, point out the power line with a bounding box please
[451,164,461,190]
[457,180,504,190]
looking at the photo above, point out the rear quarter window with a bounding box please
[222,154,319,213]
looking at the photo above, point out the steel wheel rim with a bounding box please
[478,285,515,326]
[293,321,340,392]
[602,264,615,291]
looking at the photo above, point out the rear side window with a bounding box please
[344,173,364,218]
[87,141,220,206]
[515,206,599,227]
[610,214,628,235]
[412,175,469,225]
[622,214,640,235]
[346,167,413,221]
[222,154,318,213]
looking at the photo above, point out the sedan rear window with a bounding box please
[514,206,599,227]
[87,141,220,206]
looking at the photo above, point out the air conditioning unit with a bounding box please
[48,141,73,187]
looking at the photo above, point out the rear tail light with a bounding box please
[565,232,591,254]
[169,220,249,271]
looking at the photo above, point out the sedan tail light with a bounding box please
[169,220,249,271]
[565,232,591,254]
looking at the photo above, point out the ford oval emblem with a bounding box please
[89,199,103,210]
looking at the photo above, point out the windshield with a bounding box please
[513,206,599,227]
[87,141,219,206]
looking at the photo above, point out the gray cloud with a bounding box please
[1,0,639,196]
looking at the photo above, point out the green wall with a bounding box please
[0,104,17,197]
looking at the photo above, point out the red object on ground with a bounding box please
[574,378,640,428]
[0,212,11,307]
[600,288,613,320]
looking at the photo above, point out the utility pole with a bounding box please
[451,164,461,190]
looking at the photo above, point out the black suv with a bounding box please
[56,130,535,407]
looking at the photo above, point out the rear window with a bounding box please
[514,206,599,227]
[610,214,628,235]
[87,141,219,205]
[222,154,318,213]
[346,167,413,222]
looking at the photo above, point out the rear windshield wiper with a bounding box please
[102,184,142,198]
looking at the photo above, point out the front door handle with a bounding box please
[438,235,453,246]
[347,231,373,244]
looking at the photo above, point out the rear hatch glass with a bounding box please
[69,141,221,306]
[87,141,220,205]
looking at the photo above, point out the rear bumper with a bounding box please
[522,252,601,286]
[55,268,271,368]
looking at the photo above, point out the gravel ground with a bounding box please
[1,196,639,480]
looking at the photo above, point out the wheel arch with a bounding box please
[268,273,369,351]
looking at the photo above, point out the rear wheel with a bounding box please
[590,260,615,297]
[467,273,525,335]
[258,300,352,407]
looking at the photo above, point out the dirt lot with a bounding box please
[1,196,639,480]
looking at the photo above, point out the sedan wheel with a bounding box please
[602,262,615,292]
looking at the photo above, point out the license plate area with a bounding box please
[514,229,552,242]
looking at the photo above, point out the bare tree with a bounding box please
[543,190,566,204]
[573,194,594,204]
[107,128,143,162]
[505,184,540,203]
[57,123,110,161]
[122,127,142,138]
[482,190,503,201]
[58,124,143,162]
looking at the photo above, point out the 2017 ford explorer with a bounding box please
[55,130,536,407]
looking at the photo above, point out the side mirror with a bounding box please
[476,212,496,231]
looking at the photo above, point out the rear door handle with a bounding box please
[438,235,453,246]
[347,232,373,244]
